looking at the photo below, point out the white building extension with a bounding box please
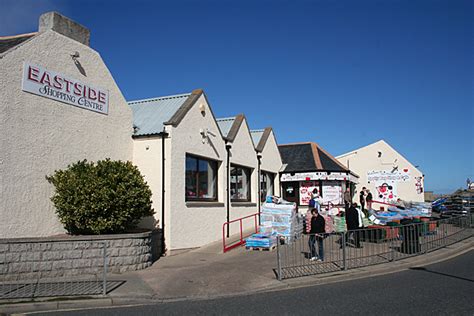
[336,140,425,204]
[131,93,283,251]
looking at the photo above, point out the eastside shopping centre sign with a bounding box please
[22,62,109,115]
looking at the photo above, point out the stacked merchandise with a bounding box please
[295,213,305,236]
[260,199,297,242]
[434,189,473,218]
[245,233,277,249]
[333,216,347,233]
[368,201,433,226]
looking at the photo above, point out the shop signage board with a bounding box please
[22,62,109,115]
[367,170,410,183]
[322,181,342,205]
[281,171,351,182]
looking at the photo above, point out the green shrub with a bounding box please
[46,159,154,235]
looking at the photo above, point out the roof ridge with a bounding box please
[128,93,191,105]
[216,116,237,122]
[0,32,37,40]
[311,143,323,169]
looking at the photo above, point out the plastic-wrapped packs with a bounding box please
[258,199,297,243]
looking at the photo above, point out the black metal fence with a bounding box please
[276,214,472,280]
[0,240,118,300]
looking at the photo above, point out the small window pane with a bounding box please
[231,165,251,201]
[185,155,217,201]
[260,172,275,202]
[185,156,198,199]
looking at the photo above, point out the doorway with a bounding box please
[282,182,299,204]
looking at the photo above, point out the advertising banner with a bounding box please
[299,181,318,206]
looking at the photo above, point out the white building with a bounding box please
[130,93,283,250]
[0,12,133,238]
[336,140,425,205]
[1,12,284,251]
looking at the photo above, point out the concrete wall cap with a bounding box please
[39,11,90,46]
[0,230,155,244]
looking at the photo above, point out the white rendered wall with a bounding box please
[168,95,227,249]
[132,137,163,230]
[337,140,424,204]
[259,130,283,197]
[0,31,133,238]
[228,118,260,232]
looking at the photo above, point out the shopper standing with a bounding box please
[344,187,352,212]
[346,202,363,248]
[366,190,373,212]
[359,187,366,214]
[311,188,323,213]
[306,208,326,261]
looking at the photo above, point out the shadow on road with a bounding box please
[409,266,474,283]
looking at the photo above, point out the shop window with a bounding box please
[230,164,252,202]
[260,172,275,202]
[185,155,217,201]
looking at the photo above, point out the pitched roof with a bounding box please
[216,117,236,138]
[250,127,273,152]
[0,32,37,54]
[216,114,245,142]
[279,142,349,173]
[129,93,191,136]
[250,130,264,147]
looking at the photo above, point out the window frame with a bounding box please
[230,163,252,202]
[185,154,218,202]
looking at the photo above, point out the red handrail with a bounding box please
[371,200,398,207]
[222,213,259,253]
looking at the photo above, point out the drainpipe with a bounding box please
[257,153,262,226]
[225,143,232,238]
[158,129,169,255]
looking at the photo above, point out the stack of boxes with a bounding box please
[260,202,297,242]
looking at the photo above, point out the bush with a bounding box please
[46,159,154,235]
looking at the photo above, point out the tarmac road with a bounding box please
[28,250,474,316]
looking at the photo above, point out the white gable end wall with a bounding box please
[168,95,227,249]
[337,140,424,204]
[0,30,133,238]
[259,130,282,196]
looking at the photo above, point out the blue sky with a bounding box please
[1,0,473,194]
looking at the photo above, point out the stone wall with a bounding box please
[0,230,162,281]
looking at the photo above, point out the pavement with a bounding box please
[1,236,473,315]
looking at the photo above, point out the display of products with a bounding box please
[245,233,277,248]
[368,200,433,225]
[259,198,298,243]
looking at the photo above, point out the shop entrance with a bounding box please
[282,182,299,204]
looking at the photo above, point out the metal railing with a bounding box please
[276,214,472,280]
[223,213,259,253]
[0,240,118,300]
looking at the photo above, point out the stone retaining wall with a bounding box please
[0,230,162,281]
